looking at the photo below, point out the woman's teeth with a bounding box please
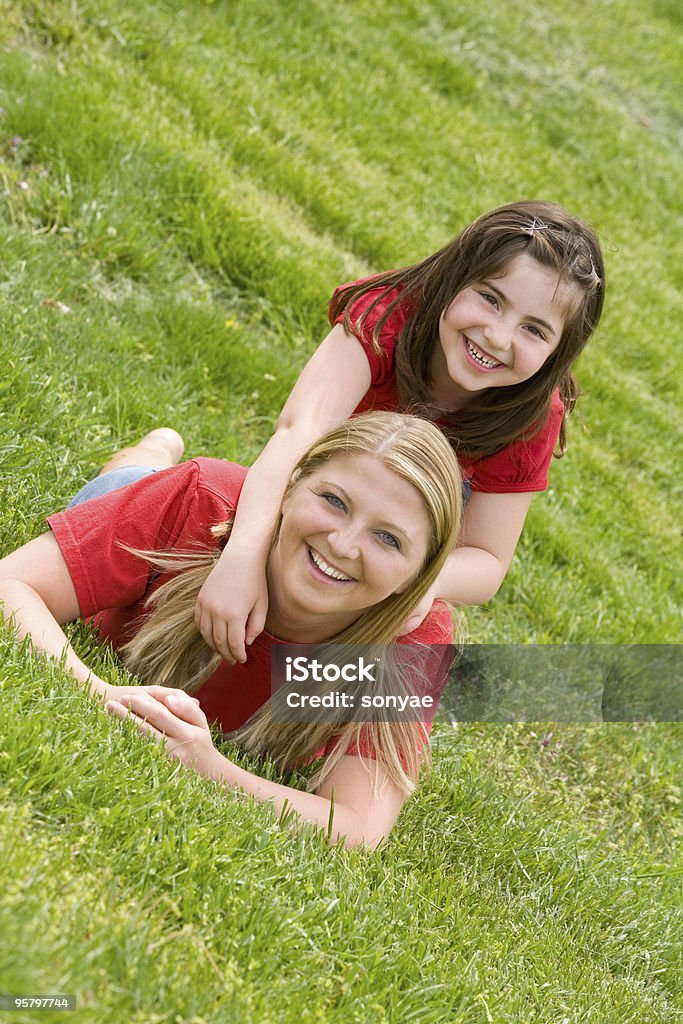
[309,548,353,582]
[465,338,502,368]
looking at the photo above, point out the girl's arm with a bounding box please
[106,691,406,849]
[399,491,532,630]
[441,491,534,605]
[195,323,372,664]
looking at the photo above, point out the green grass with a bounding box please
[0,0,681,1020]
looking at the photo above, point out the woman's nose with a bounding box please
[327,525,361,560]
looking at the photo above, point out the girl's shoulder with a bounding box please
[329,275,411,344]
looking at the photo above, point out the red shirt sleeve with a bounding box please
[466,389,564,493]
[47,459,244,618]
[331,279,408,389]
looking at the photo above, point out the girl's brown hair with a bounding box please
[329,200,605,458]
[121,413,463,797]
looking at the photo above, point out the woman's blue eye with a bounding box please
[377,531,400,550]
[322,492,346,510]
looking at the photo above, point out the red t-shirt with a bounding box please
[332,281,564,493]
[47,459,454,757]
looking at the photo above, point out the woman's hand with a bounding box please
[395,587,437,636]
[105,689,218,774]
[100,683,202,706]
[107,690,406,849]
[194,547,269,665]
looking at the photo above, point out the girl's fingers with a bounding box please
[212,620,236,665]
[227,621,247,665]
[245,599,268,647]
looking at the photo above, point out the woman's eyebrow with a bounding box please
[482,280,558,336]
[317,480,412,545]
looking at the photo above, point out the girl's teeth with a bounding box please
[310,548,353,581]
[466,338,501,368]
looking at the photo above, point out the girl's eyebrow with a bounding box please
[481,280,558,336]
[316,479,412,546]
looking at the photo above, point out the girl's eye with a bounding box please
[479,292,499,308]
[321,492,346,511]
[376,531,401,551]
[525,324,546,340]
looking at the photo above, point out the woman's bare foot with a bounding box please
[98,428,185,475]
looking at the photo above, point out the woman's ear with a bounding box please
[280,492,293,519]
[393,571,421,596]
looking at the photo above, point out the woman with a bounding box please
[0,413,461,848]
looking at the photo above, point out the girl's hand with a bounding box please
[396,588,437,637]
[105,689,217,773]
[194,548,269,665]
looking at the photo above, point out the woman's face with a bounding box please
[266,453,431,640]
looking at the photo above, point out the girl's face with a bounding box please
[266,453,431,641]
[433,254,576,409]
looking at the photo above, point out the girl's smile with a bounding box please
[461,335,508,372]
[265,453,430,642]
[433,254,575,409]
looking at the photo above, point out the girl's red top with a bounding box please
[332,280,564,493]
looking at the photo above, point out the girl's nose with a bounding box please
[485,320,513,352]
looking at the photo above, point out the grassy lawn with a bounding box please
[0,1,681,1021]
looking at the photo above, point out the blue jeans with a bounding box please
[68,466,157,507]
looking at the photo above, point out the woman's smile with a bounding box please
[307,545,356,583]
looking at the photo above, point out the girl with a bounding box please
[0,414,461,849]
[196,200,605,663]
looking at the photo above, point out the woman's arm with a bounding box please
[0,533,201,709]
[106,691,406,849]
[195,323,372,664]
[0,533,111,694]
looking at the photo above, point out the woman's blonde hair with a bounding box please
[121,412,462,796]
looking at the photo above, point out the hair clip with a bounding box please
[525,217,549,237]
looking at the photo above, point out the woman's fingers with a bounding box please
[107,690,206,733]
[107,691,182,734]
[106,692,211,771]
[145,685,201,706]
[164,693,208,725]
[106,699,166,744]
